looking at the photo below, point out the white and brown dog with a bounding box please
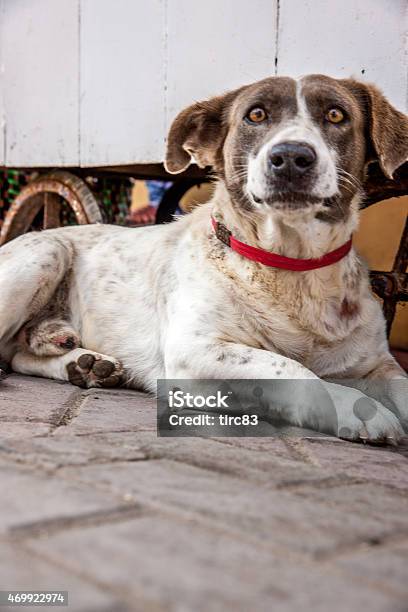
[0,75,407,442]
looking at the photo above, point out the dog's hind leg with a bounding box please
[12,348,123,389]
[17,318,81,357]
[0,233,74,343]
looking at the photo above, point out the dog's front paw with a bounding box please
[66,351,123,389]
[329,385,404,444]
[382,378,408,433]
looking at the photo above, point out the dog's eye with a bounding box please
[246,107,267,124]
[326,108,345,124]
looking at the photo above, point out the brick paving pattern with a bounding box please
[1,374,408,611]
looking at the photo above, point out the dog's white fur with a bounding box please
[0,78,407,442]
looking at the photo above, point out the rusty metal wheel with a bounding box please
[0,170,103,245]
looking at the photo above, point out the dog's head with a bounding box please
[165,75,408,221]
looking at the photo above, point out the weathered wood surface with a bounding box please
[0,0,406,167]
[0,0,80,166]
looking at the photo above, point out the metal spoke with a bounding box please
[43,192,61,229]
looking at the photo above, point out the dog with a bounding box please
[0,74,407,442]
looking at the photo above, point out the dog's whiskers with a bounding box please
[336,168,362,191]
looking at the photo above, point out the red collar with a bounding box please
[211,217,352,271]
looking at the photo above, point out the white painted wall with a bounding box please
[80,0,164,166]
[1,0,407,168]
[1,0,80,167]
[0,0,5,166]
[166,0,277,132]
[278,0,408,112]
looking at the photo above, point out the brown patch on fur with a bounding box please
[342,79,408,179]
[165,88,245,174]
[340,298,360,319]
[16,270,80,357]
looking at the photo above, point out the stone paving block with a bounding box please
[1,427,309,479]
[60,459,408,559]
[0,422,52,440]
[334,541,408,597]
[0,428,341,498]
[0,375,75,425]
[53,390,156,435]
[212,436,298,452]
[26,516,403,612]
[0,432,148,469]
[290,482,408,531]
[135,435,339,486]
[0,542,123,612]
[300,438,408,490]
[0,459,135,535]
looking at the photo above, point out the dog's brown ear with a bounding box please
[164,90,239,174]
[359,83,408,179]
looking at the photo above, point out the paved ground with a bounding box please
[1,374,408,612]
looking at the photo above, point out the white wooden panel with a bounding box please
[0,0,5,165]
[0,0,6,166]
[277,0,408,112]
[80,0,164,166]
[166,0,277,130]
[1,0,406,168]
[2,0,79,166]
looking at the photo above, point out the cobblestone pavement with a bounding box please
[1,374,408,612]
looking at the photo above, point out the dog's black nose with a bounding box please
[269,142,317,179]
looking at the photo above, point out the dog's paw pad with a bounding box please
[67,352,123,389]
[338,427,353,439]
[100,374,121,388]
[77,353,96,371]
[67,361,87,388]
[92,359,115,378]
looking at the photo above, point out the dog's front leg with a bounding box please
[347,354,407,432]
[165,340,403,442]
